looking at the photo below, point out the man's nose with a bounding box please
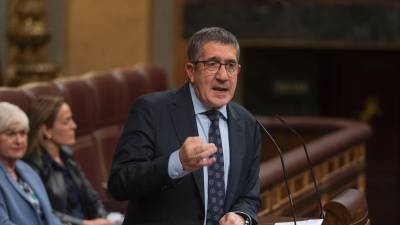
[215,64,229,80]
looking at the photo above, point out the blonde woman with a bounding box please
[24,96,114,225]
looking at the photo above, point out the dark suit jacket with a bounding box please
[108,84,261,225]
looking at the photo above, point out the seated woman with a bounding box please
[0,102,63,225]
[23,96,115,225]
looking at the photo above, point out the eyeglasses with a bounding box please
[192,60,240,75]
[1,130,28,139]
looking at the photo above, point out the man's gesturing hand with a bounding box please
[219,212,246,225]
[179,136,217,172]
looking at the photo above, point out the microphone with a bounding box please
[256,120,297,225]
[274,115,325,220]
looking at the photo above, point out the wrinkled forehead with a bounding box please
[198,42,239,61]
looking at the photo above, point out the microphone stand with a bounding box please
[256,120,297,225]
[275,115,325,220]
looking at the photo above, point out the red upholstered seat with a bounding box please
[0,87,32,112]
[85,71,126,128]
[84,71,127,176]
[112,66,151,117]
[0,65,168,213]
[71,135,108,198]
[92,126,122,175]
[143,65,168,92]
[21,81,64,99]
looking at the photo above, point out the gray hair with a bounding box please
[187,27,240,62]
[0,102,29,133]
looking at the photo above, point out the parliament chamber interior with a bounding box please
[1,0,400,224]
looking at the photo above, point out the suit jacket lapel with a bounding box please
[167,84,246,209]
[5,162,41,207]
[168,83,205,206]
[225,103,246,210]
[16,161,55,224]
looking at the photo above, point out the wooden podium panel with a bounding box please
[259,189,369,225]
[322,189,369,225]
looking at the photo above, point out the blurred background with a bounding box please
[0,0,399,224]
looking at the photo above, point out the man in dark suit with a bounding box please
[108,27,261,225]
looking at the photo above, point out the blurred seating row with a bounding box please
[0,65,168,210]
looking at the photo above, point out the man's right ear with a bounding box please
[185,63,195,83]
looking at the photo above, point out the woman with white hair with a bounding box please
[0,102,62,225]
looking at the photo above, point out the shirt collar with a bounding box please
[189,84,227,120]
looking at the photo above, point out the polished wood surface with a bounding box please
[259,189,370,225]
[322,189,369,225]
[257,116,371,217]
[259,216,311,225]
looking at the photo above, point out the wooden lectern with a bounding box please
[259,189,370,225]
[322,189,369,225]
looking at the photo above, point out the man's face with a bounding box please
[185,42,240,108]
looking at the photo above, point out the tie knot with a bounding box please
[204,110,220,122]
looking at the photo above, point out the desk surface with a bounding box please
[259,216,310,225]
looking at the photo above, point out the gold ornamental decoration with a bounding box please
[6,0,58,86]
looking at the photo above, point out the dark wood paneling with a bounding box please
[318,50,400,225]
[183,1,400,47]
[243,48,400,225]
